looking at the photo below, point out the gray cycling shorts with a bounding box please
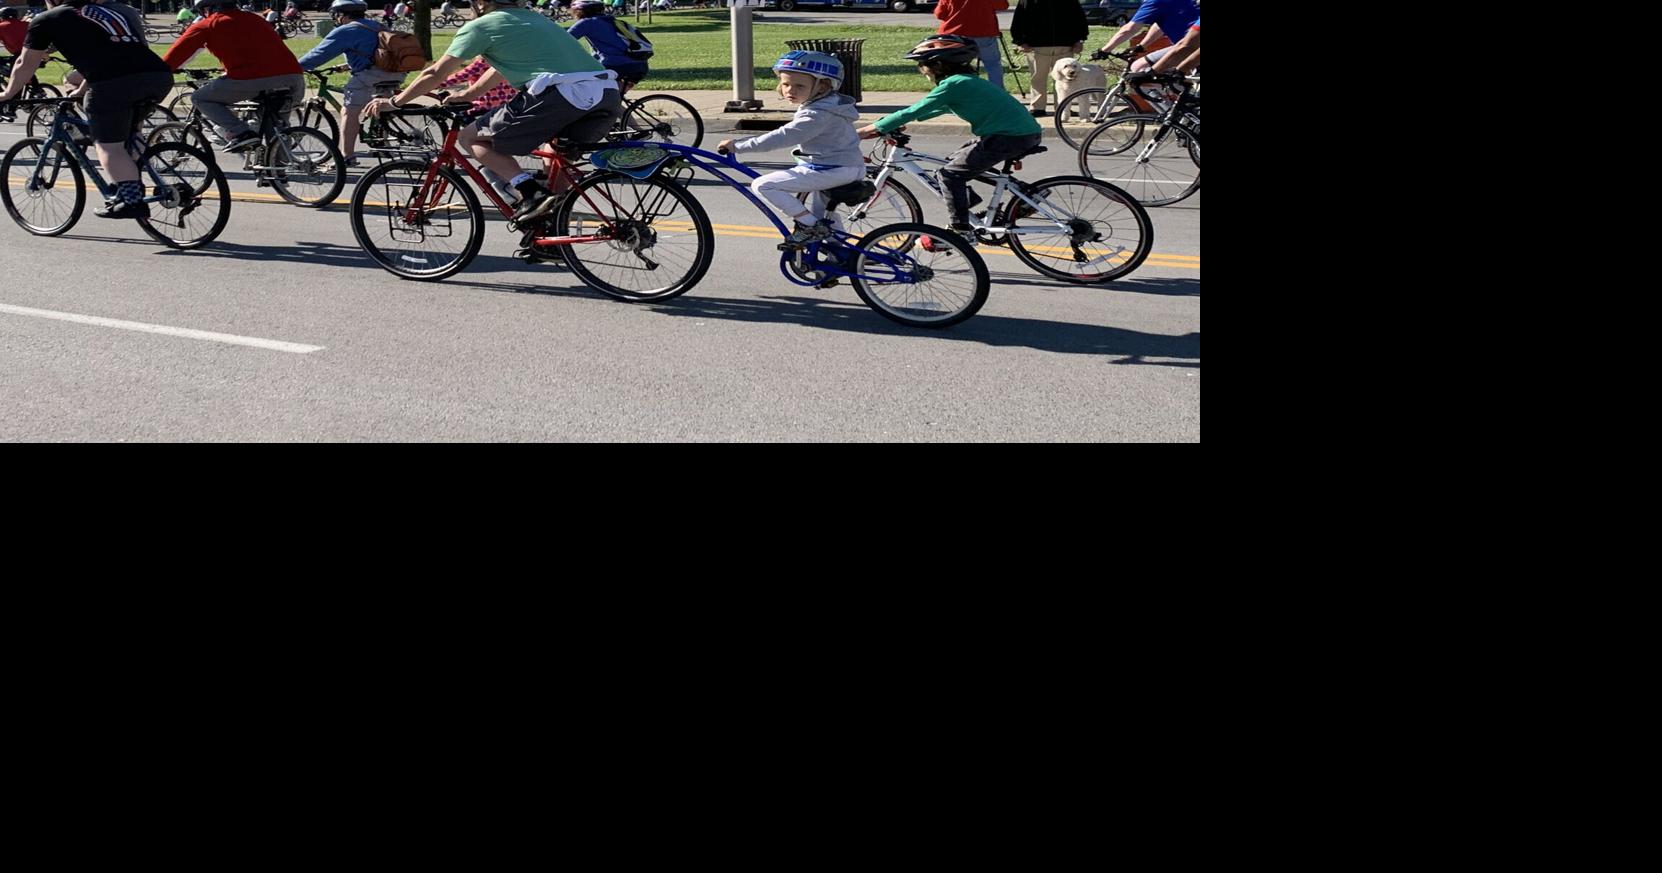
[474,85,622,156]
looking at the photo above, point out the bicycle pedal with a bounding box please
[817,279,839,289]
[256,178,272,188]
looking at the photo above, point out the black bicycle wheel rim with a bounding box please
[349,159,486,281]
[137,142,231,249]
[0,137,86,236]
[555,171,715,302]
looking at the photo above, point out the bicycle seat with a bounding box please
[254,89,294,107]
[821,180,875,209]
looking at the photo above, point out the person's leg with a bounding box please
[1029,47,1066,113]
[975,36,1005,92]
[939,134,1040,229]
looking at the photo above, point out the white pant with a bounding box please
[751,164,866,227]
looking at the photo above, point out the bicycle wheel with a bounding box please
[1077,113,1200,207]
[138,104,180,141]
[145,122,215,165]
[614,95,704,149]
[287,101,340,146]
[1053,86,1137,152]
[166,89,196,119]
[137,142,230,249]
[554,171,715,302]
[28,83,64,100]
[24,101,77,139]
[1,138,86,236]
[267,126,346,207]
[798,173,923,243]
[350,158,486,280]
[1001,175,1152,284]
[850,223,989,329]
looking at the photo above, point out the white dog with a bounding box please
[1052,58,1109,119]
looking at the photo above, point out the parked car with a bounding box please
[1085,0,1141,26]
[766,0,937,12]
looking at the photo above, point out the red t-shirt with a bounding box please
[0,19,29,57]
[161,10,302,80]
[935,0,1009,39]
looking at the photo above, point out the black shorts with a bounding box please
[83,70,173,144]
[476,85,622,156]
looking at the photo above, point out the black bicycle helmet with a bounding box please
[903,35,980,66]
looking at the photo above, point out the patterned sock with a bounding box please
[116,181,144,205]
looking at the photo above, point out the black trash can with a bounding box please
[783,38,867,103]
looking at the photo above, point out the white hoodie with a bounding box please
[732,92,863,169]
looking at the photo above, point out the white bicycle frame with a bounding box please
[857,141,1076,237]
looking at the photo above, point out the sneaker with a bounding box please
[511,190,559,225]
[223,131,262,153]
[94,199,150,220]
[777,218,833,250]
[1030,109,1048,117]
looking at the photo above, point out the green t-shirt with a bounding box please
[446,7,602,90]
[874,74,1043,138]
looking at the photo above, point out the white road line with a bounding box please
[0,303,325,354]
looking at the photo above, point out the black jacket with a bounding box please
[1010,0,1089,48]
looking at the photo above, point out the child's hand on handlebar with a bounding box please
[716,138,736,155]
[857,124,885,140]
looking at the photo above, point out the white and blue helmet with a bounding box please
[773,51,843,90]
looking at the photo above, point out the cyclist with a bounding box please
[857,35,1043,238]
[1,7,29,61]
[1095,0,1197,72]
[163,0,307,153]
[565,0,646,89]
[0,0,174,219]
[363,0,622,224]
[297,0,404,164]
[177,4,199,27]
[715,51,863,249]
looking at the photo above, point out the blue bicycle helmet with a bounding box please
[772,51,843,90]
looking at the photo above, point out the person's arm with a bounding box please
[449,66,506,103]
[0,48,49,101]
[440,58,491,89]
[161,18,211,70]
[297,25,352,70]
[1150,26,1198,72]
[1100,19,1147,53]
[728,111,821,155]
[368,53,468,115]
[862,80,957,136]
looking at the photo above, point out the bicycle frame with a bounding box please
[25,100,185,207]
[863,140,1079,237]
[605,140,928,286]
[401,116,627,251]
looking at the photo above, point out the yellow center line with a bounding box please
[9,180,1200,269]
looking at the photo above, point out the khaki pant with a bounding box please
[1026,46,1074,113]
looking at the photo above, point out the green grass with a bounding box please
[29,11,1122,93]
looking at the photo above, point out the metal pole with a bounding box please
[725,1,761,111]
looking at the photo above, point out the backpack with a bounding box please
[609,17,654,61]
[373,28,428,72]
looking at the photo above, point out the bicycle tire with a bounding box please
[268,125,347,208]
[136,142,231,249]
[554,170,715,302]
[614,94,704,149]
[146,121,216,166]
[288,100,341,146]
[0,137,86,237]
[1001,175,1153,284]
[1053,86,1138,152]
[1076,113,1200,207]
[24,101,75,139]
[850,222,990,329]
[798,172,924,244]
[349,158,486,281]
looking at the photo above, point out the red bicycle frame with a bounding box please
[402,124,628,251]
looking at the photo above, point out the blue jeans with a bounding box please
[973,36,1006,92]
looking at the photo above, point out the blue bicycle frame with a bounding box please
[603,140,927,287]
[28,101,179,206]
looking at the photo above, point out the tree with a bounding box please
[414,0,432,60]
